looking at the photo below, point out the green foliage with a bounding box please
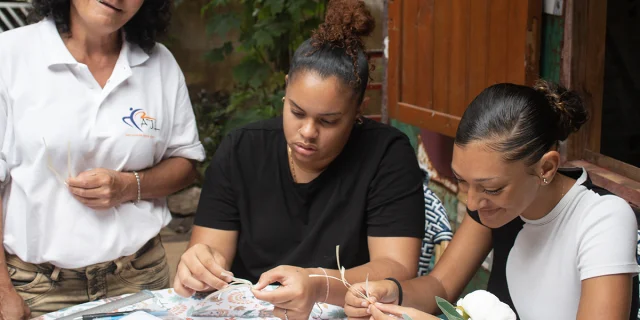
[202,0,327,135]
[436,297,465,320]
[191,90,233,177]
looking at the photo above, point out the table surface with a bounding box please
[36,286,347,320]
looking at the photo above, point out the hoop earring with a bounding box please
[356,116,363,125]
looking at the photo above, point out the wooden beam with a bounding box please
[367,83,383,90]
[365,49,384,59]
[583,150,640,183]
[567,160,640,207]
[560,0,607,160]
[396,102,461,137]
[386,0,401,120]
[381,0,389,124]
[525,0,543,85]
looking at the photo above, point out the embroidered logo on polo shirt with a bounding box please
[122,108,160,137]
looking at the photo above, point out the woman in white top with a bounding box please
[344,81,639,320]
[0,0,204,317]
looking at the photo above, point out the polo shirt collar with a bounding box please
[41,18,76,67]
[121,36,149,67]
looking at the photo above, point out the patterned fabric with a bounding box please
[636,230,639,265]
[39,287,347,320]
[418,171,453,276]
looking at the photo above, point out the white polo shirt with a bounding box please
[0,19,206,268]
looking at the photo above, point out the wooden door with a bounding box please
[387,0,542,137]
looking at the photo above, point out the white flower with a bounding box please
[456,290,516,320]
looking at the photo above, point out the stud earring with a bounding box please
[282,97,285,103]
[543,177,548,184]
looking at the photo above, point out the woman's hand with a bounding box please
[344,280,399,319]
[173,243,234,297]
[67,168,136,210]
[251,266,318,320]
[370,303,441,320]
[0,284,30,320]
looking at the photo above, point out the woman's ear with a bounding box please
[537,150,561,185]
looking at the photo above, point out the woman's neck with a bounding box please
[295,164,327,183]
[63,11,122,63]
[288,147,328,184]
[520,173,574,221]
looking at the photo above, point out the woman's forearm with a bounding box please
[306,256,416,307]
[0,198,11,287]
[124,157,198,201]
[400,274,449,313]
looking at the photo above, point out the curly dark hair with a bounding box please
[289,0,375,105]
[311,0,374,85]
[30,0,172,53]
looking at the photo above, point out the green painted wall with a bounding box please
[540,14,564,82]
[390,119,421,150]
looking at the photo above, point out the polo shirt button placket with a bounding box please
[78,64,92,90]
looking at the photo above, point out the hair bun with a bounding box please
[310,0,374,87]
[533,80,588,141]
[313,0,375,46]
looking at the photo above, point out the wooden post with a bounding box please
[560,0,608,161]
[381,0,389,124]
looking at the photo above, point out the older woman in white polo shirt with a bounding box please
[0,0,205,317]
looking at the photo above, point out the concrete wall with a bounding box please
[166,0,385,98]
[164,1,243,93]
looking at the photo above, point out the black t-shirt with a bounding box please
[194,117,425,282]
[468,168,639,320]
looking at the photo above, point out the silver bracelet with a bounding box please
[132,171,141,203]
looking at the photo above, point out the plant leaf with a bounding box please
[206,13,241,38]
[253,29,274,49]
[267,22,288,37]
[201,0,230,16]
[435,297,464,320]
[205,42,234,62]
[223,108,270,135]
[232,58,262,85]
[232,58,271,89]
[265,0,285,14]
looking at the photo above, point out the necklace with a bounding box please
[287,145,297,183]
[559,175,568,198]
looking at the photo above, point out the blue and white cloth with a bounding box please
[418,171,453,276]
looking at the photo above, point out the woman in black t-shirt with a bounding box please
[173,1,425,319]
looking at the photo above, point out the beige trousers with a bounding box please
[6,236,170,317]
